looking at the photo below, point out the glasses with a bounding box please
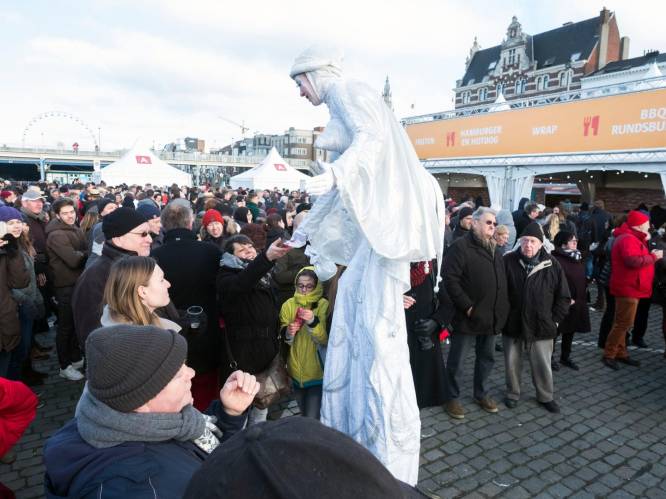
[296,284,315,291]
[129,231,151,238]
[485,221,498,227]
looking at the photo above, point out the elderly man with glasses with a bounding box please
[442,207,510,420]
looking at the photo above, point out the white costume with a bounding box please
[289,47,445,485]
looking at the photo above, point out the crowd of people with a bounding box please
[1,177,665,496]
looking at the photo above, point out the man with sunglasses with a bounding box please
[442,207,509,420]
[72,207,151,346]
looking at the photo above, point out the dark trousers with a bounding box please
[293,385,323,419]
[598,287,616,348]
[54,286,81,369]
[554,331,575,361]
[630,298,652,342]
[445,333,495,401]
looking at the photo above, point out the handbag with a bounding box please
[222,327,292,410]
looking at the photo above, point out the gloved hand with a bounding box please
[413,319,438,351]
[306,161,336,195]
[1,234,19,257]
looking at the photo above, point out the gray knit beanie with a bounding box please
[85,325,187,412]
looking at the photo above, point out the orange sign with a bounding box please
[406,88,666,159]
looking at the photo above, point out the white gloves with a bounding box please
[306,161,336,196]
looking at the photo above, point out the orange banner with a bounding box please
[406,88,666,159]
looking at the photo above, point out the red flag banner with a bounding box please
[135,155,152,164]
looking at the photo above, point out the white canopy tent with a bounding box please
[100,144,191,187]
[230,147,309,190]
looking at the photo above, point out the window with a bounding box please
[488,61,497,70]
[508,49,516,65]
[559,69,573,88]
[461,91,471,104]
[478,87,488,101]
[496,83,504,96]
[468,78,475,85]
[514,78,526,95]
[570,52,581,62]
[536,75,550,91]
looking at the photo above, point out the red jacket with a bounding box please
[0,378,38,457]
[610,224,657,299]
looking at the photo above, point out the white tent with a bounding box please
[100,144,191,187]
[230,147,309,190]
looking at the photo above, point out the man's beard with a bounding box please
[473,228,497,252]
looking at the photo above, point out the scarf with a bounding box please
[562,248,582,261]
[20,206,47,223]
[293,266,324,307]
[76,389,221,453]
[221,252,272,289]
[519,250,540,275]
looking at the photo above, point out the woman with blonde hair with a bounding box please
[101,255,178,330]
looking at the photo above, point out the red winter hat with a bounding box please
[0,190,13,199]
[202,209,224,228]
[627,210,649,228]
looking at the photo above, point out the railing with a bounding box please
[401,75,666,125]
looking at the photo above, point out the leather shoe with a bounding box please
[631,338,648,348]
[602,357,620,370]
[617,357,640,367]
[504,398,518,409]
[560,358,579,371]
[539,400,561,413]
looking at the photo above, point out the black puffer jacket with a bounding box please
[503,248,571,341]
[443,232,509,336]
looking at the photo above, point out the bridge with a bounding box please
[0,146,315,184]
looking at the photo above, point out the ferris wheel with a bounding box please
[22,111,98,150]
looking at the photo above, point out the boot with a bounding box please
[591,282,606,311]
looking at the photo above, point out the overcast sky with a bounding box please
[1,0,664,151]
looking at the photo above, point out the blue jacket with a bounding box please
[44,402,246,498]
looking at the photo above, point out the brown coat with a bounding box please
[0,244,30,351]
[46,219,88,288]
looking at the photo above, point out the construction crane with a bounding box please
[218,116,250,138]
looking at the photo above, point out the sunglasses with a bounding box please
[485,221,498,227]
[129,231,151,238]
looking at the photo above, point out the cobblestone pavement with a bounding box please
[2,306,666,498]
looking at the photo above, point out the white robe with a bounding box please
[294,73,445,485]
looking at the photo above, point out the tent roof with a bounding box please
[230,147,309,190]
[100,144,191,187]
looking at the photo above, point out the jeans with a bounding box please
[7,304,34,380]
[503,336,554,403]
[54,286,81,369]
[293,385,323,419]
[445,333,495,401]
[604,297,639,360]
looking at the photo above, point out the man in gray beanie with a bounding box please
[44,324,258,498]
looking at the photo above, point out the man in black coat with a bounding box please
[514,202,539,239]
[442,207,509,420]
[151,200,223,400]
[72,208,151,346]
[503,222,571,413]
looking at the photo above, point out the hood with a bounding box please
[45,218,79,234]
[293,265,324,305]
[44,419,144,498]
[613,223,648,243]
[289,45,344,104]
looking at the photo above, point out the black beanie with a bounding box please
[97,198,115,216]
[520,222,544,242]
[183,417,424,499]
[102,207,147,240]
[458,206,474,220]
[85,325,187,412]
[553,230,575,247]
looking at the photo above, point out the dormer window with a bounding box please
[488,61,497,70]
[508,49,516,65]
[468,78,475,85]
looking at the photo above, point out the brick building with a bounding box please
[455,8,630,109]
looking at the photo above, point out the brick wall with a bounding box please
[595,187,664,214]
